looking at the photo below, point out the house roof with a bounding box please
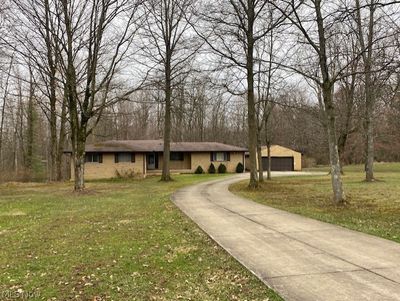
[64,140,247,153]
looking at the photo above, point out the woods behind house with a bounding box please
[0,0,399,202]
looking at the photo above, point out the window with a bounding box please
[211,152,230,162]
[85,153,102,163]
[170,152,184,161]
[115,152,134,163]
[215,152,225,162]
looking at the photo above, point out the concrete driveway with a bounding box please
[172,172,400,301]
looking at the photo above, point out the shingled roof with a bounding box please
[65,140,247,153]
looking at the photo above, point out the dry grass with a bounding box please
[0,175,281,301]
[230,163,400,243]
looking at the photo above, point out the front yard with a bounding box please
[0,175,281,300]
[230,163,400,243]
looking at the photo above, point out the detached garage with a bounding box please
[245,145,302,171]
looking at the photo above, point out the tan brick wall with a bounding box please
[263,145,302,171]
[156,153,191,170]
[70,151,246,179]
[245,145,302,171]
[191,152,244,173]
[71,153,145,180]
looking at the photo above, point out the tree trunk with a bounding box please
[0,95,5,169]
[315,0,345,204]
[363,7,375,182]
[44,0,58,182]
[14,89,24,174]
[246,0,258,188]
[60,0,134,190]
[161,55,172,181]
[247,81,258,188]
[257,132,264,182]
[56,91,68,181]
[337,72,357,175]
[355,0,375,182]
[0,94,5,168]
[26,74,35,174]
[62,0,87,191]
[72,128,86,191]
[365,103,374,181]
[337,133,347,175]
[69,124,88,191]
[161,96,172,181]
[364,67,375,181]
[73,151,85,191]
[325,89,345,204]
[267,141,272,180]
[0,56,13,169]
[176,88,184,142]
[13,125,19,173]
[49,93,57,181]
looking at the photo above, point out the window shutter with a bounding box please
[115,153,119,163]
[99,153,103,163]
[226,152,230,161]
[131,153,135,163]
[210,152,214,162]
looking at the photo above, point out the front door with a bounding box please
[147,153,156,170]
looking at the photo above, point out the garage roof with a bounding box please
[245,144,302,155]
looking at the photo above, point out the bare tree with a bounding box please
[254,17,285,182]
[196,0,288,188]
[2,0,69,181]
[60,0,143,190]
[355,0,377,182]
[141,0,199,181]
[0,55,13,167]
[312,1,345,203]
[353,0,400,181]
[272,0,350,203]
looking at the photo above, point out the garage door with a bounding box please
[262,157,294,171]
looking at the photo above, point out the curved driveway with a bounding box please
[172,173,400,301]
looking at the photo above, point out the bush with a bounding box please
[236,162,244,173]
[115,169,142,179]
[194,166,204,174]
[218,163,227,174]
[208,163,216,174]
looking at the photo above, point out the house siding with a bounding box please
[191,152,244,173]
[156,152,192,170]
[70,150,246,180]
[246,145,302,171]
[72,152,145,180]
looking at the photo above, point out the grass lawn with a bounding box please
[230,163,400,243]
[0,175,281,301]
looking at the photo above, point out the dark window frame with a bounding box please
[115,152,135,163]
[85,152,103,163]
[210,152,230,162]
[170,152,184,161]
